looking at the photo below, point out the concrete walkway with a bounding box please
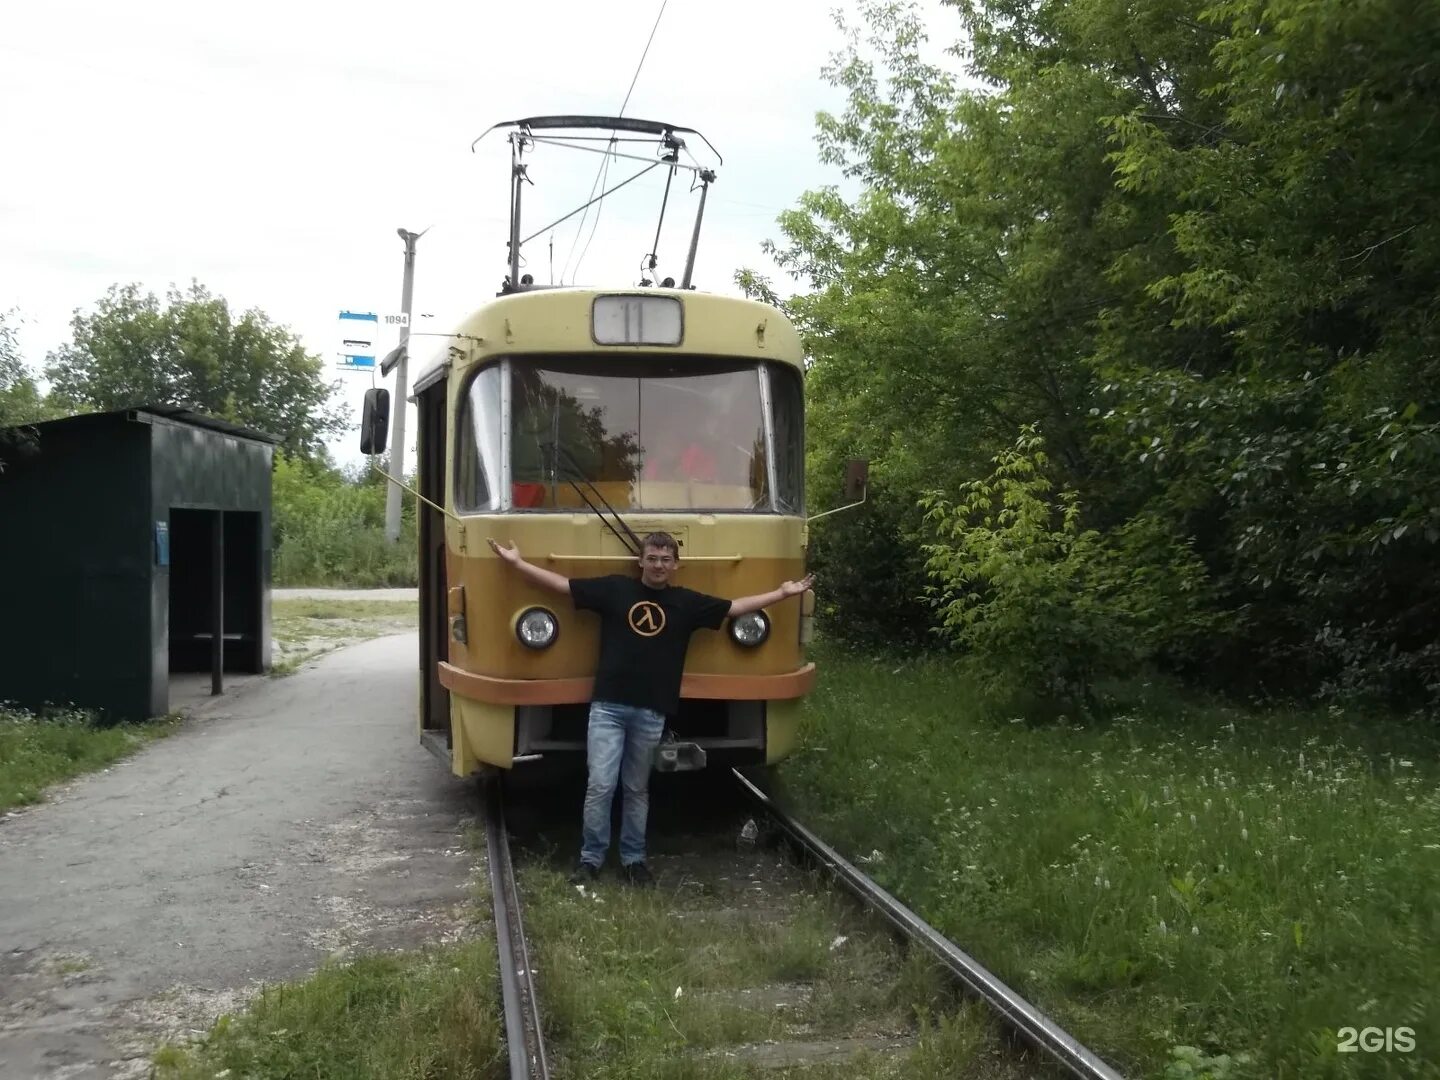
[0,633,477,1079]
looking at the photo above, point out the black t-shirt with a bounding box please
[570,575,731,715]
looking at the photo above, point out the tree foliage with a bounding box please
[772,0,1440,708]
[1097,0,1440,701]
[0,310,63,472]
[45,283,347,458]
[271,454,416,586]
[923,427,1214,712]
[0,311,55,429]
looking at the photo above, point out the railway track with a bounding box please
[483,768,1124,1079]
[732,769,1124,1080]
[484,776,551,1080]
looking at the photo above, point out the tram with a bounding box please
[360,117,861,776]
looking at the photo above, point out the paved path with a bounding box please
[0,634,477,1079]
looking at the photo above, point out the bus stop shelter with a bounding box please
[0,406,278,721]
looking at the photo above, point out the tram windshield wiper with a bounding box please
[544,441,643,556]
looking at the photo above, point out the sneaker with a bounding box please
[568,861,600,886]
[621,862,655,888]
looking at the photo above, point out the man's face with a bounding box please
[638,545,678,587]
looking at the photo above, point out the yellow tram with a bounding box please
[360,117,845,777]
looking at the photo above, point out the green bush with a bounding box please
[271,455,417,587]
[921,427,1215,713]
[808,478,935,650]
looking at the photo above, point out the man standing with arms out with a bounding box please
[487,532,813,888]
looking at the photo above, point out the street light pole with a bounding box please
[385,228,420,543]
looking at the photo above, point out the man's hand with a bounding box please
[487,538,521,565]
[778,574,815,598]
[486,538,570,595]
[728,574,815,617]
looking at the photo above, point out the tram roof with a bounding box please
[410,287,804,395]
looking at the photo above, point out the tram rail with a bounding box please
[483,777,552,1080]
[482,765,1122,1078]
[731,767,1125,1080]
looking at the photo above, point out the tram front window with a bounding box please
[507,358,799,512]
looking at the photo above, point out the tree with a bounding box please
[766,0,1440,707]
[767,1,1165,646]
[0,310,62,472]
[0,311,52,429]
[45,283,347,458]
[1096,0,1440,702]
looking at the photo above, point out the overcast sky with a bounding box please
[1,0,962,464]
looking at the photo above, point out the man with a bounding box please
[486,531,813,888]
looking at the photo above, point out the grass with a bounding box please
[24,593,1429,1077]
[522,862,1026,1078]
[270,598,418,674]
[150,942,504,1079]
[0,706,177,813]
[274,598,420,620]
[272,519,418,588]
[777,641,1440,1080]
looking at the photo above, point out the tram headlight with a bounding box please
[515,607,559,650]
[728,611,770,648]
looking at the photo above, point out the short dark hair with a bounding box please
[640,531,680,559]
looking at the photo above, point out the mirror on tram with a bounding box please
[844,458,869,502]
[360,388,390,455]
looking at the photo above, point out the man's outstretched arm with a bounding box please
[727,574,814,617]
[487,538,572,595]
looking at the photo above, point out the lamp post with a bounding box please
[385,228,420,543]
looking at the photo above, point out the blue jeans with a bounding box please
[579,700,665,868]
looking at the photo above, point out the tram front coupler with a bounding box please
[654,732,707,772]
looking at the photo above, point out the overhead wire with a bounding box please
[567,0,668,285]
[559,151,607,285]
[617,0,667,118]
[571,152,614,284]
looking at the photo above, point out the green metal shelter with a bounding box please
[0,406,279,721]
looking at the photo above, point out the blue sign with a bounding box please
[338,310,379,370]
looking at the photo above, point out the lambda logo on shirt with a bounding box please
[627,601,667,637]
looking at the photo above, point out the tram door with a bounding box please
[417,380,449,743]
